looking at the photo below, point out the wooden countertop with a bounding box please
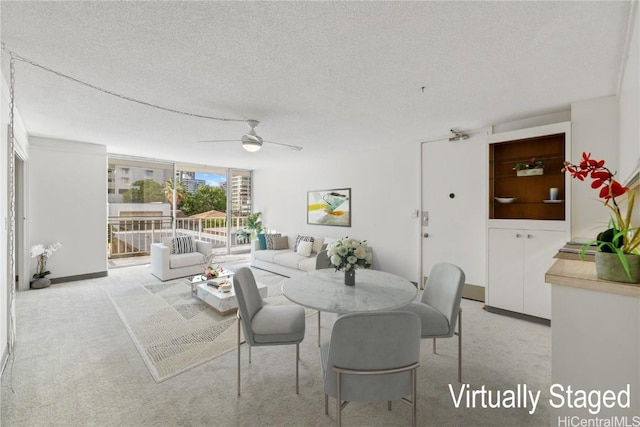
[545,258,640,298]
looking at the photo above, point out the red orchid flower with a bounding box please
[579,152,605,170]
[599,180,628,204]
[590,170,613,189]
[566,165,588,181]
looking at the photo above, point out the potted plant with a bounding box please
[236,212,264,242]
[29,241,62,289]
[563,152,639,283]
[327,237,373,285]
[514,157,544,176]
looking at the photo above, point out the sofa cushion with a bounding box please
[272,235,289,250]
[294,235,314,251]
[265,233,282,250]
[254,249,289,263]
[311,235,325,254]
[162,237,175,254]
[173,236,195,254]
[298,256,317,272]
[296,240,313,257]
[273,252,308,270]
[169,252,203,269]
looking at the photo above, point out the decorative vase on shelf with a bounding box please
[344,270,355,286]
[594,252,640,284]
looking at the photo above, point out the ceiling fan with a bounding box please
[199,120,303,152]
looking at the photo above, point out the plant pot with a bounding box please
[516,168,544,177]
[30,277,51,289]
[595,252,640,284]
[344,270,355,286]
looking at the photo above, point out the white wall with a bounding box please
[254,141,421,281]
[28,137,108,281]
[570,96,620,240]
[618,3,639,184]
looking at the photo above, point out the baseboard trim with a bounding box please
[50,271,108,284]
[484,305,551,326]
[462,284,485,302]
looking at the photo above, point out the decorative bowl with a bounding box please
[219,282,232,293]
[494,197,518,204]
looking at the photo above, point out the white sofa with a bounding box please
[150,236,213,281]
[251,234,333,278]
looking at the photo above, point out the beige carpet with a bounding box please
[106,272,291,383]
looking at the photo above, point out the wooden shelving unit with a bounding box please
[489,133,566,220]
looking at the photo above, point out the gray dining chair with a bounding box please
[320,311,421,427]
[233,267,306,396]
[401,262,465,382]
[315,250,333,347]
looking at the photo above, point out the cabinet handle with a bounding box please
[516,234,522,238]
[527,234,533,239]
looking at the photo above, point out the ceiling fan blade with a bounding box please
[263,140,303,151]
[197,139,239,143]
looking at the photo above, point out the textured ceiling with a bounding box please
[0,1,632,170]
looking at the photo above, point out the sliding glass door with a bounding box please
[107,155,253,266]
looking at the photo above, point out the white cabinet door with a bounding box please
[488,228,525,313]
[523,230,566,319]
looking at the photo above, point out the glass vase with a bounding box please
[344,269,355,286]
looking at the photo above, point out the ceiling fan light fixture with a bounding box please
[242,139,262,152]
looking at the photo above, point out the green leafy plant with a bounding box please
[563,152,639,278]
[236,212,264,241]
[513,157,544,171]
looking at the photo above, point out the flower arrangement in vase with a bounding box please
[563,152,639,283]
[29,241,62,289]
[200,253,222,279]
[327,237,373,285]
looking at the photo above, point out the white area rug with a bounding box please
[106,270,290,383]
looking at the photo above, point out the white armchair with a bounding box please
[150,236,213,281]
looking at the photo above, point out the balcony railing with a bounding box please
[107,215,249,259]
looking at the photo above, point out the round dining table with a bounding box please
[282,268,418,345]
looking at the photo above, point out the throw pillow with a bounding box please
[162,237,175,254]
[294,235,314,252]
[173,236,194,254]
[265,233,282,250]
[272,235,289,250]
[296,240,313,257]
[257,233,267,250]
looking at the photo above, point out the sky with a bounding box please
[195,172,226,187]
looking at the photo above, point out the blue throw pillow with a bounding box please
[257,234,267,250]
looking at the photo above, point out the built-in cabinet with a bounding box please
[486,122,571,320]
[488,228,566,319]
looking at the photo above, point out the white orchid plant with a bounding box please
[328,237,373,272]
[29,241,62,279]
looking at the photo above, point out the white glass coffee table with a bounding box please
[190,272,268,316]
[188,269,234,297]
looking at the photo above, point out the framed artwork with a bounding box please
[307,188,351,227]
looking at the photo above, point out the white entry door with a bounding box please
[420,132,487,288]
